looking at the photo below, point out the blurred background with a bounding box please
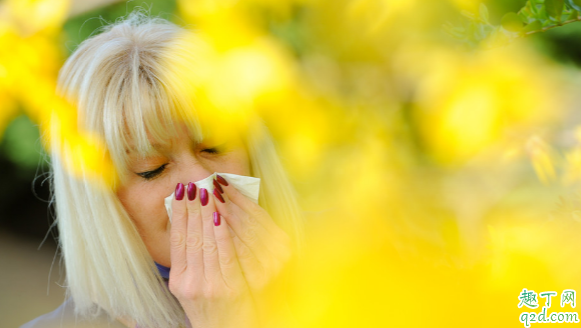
[4,0,581,327]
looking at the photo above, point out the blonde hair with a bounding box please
[51,12,304,328]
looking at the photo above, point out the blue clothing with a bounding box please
[154,262,170,279]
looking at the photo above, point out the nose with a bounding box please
[172,148,213,185]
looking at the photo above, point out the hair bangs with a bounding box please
[103,46,204,177]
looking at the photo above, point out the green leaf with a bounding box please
[568,9,580,19]
[477,23,487,39]
[480,3,490,23]
[444,23,467,38]
[501,12,524,32]
[517,9,533,24]
[536,7,550,23]
[523,20,543,33]
[529,1,540,15]
[545,0,565,21]
[1,115,44,171]
[461,10,476,20]
[565,0,581,11]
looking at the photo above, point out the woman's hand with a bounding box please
[168,183,258,328]
[211,176,292,294]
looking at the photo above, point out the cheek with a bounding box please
[220,149,252,176]
[116,183,173,266]
[116,183,170,232]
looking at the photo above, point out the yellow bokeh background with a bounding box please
[5,0,581,326]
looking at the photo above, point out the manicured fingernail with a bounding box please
[213,179,223,194]
[187,182,196,201]
[175,183,185,201]
[200,188,208,206]
[213,188,225,203]
[213,212,221,226]
[216,175,229,186]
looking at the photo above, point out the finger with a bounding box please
[231,233,267,289]
[211,193,265,290]
[213,178,283,252]
[212,178,272,242]
[200,188,221,282]
[212,184,271,252]
[213,213,246,289]
[217,175,284,237]
[216,180,294,287]
[212,183,274,274]
[185,182,204,278]
[170,183,187,277]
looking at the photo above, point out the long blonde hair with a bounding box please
[51,11,304,328]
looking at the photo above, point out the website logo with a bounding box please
[518,289,578,327]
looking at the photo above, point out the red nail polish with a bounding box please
[213,188,225,203]
[187,182,196,201]
[216,175,229,186]
[175,183,185,201]
[213,212,221,226]
[200,188,208,206]
[213,179,223,194]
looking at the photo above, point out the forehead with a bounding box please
[123,123,193,155]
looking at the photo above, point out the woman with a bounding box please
[22,12,304,328]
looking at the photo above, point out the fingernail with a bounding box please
[216,175,229,186]
[213,188,225,203]
[213,179,223,194]
[175,183,185,201]
[200,188,208,206]
[187,182,196,201]
[213,212,221,226]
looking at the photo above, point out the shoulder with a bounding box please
[20,299,127,328]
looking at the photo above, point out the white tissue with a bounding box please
[164,173,261,222]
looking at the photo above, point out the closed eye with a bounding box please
[136,164,168,180]
[201,143,227,154]
[201,147,220,154]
